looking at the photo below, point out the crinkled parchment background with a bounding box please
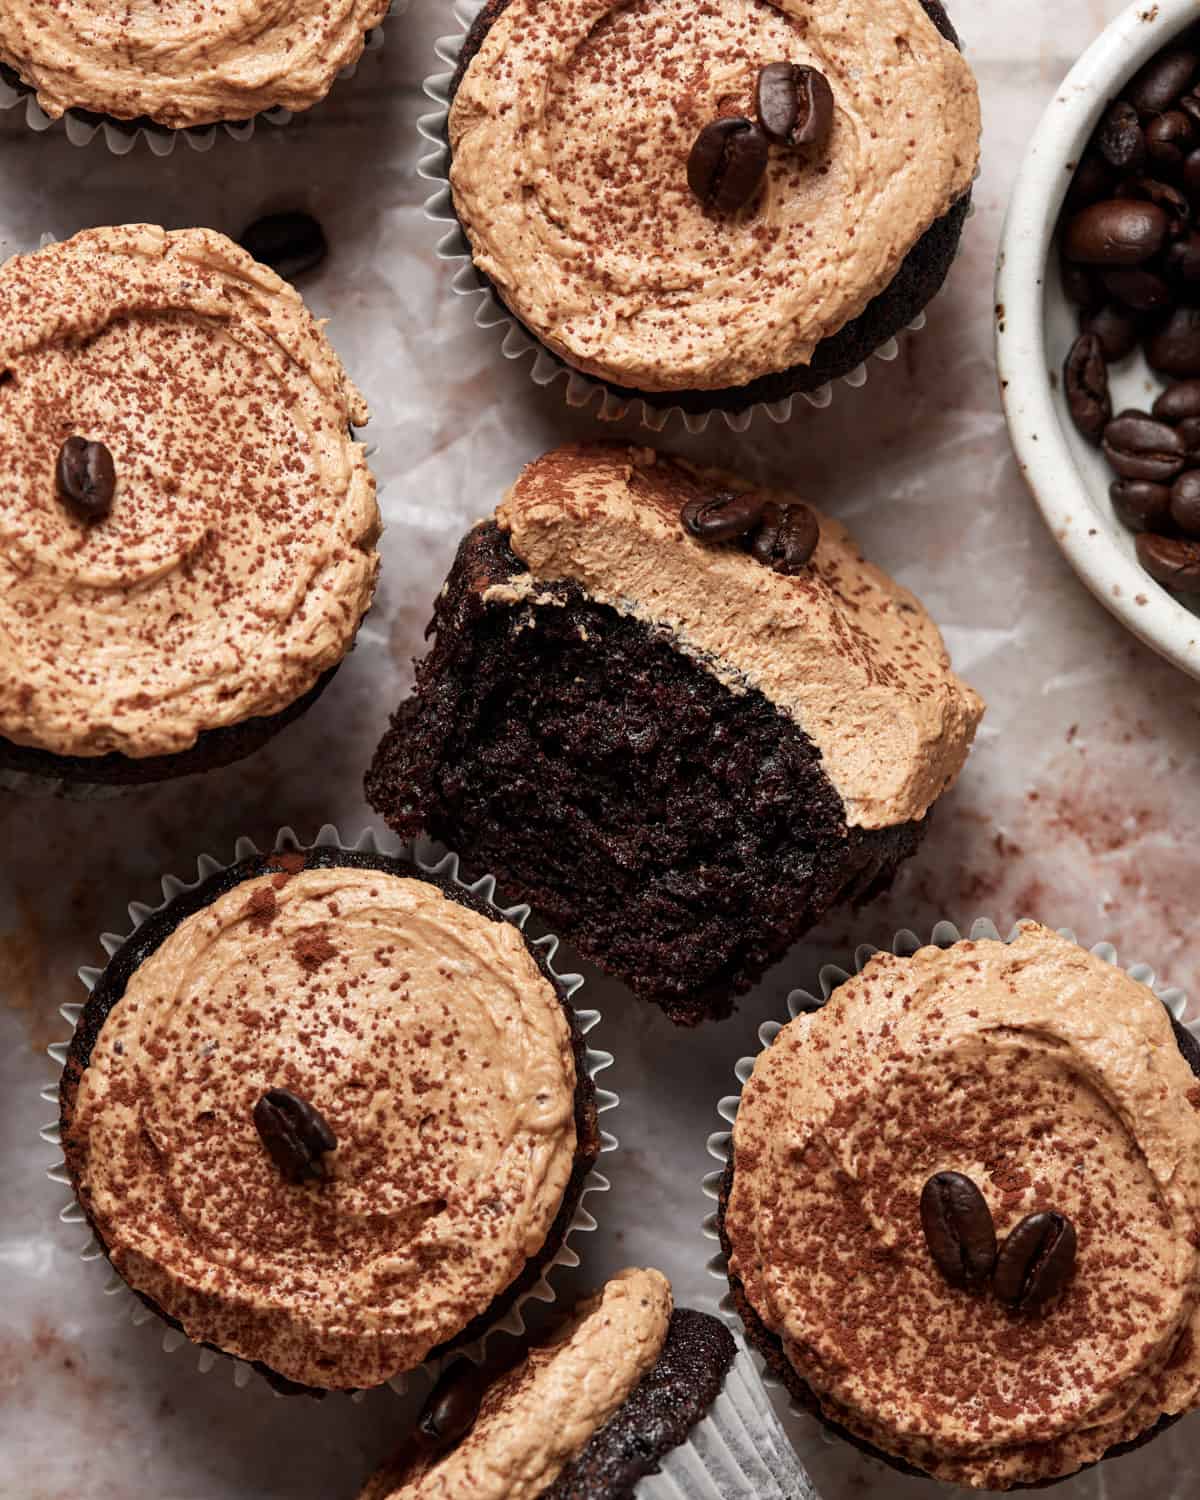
[3,1,1200,1496]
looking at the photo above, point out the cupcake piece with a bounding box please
[441,0,980,414]
[717,922,1200,1490]
[359,1268,814,1499]
[366,442,982,1025]
[59,844,600,1393]
[0,3,388,132]
[0,226,380,792]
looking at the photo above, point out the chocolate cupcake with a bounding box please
[714,921,1200,1489]
[366,442,983,1025]
[0,3,388,137]
[359,1268,815,1499]
[433,0,980,416]
[0,226,380,794]
[58,839,602,1394]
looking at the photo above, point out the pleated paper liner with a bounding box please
[41,823,618,1398]
[0,19,394,158]
[417,0,978,435]
[701,917,1195,1455]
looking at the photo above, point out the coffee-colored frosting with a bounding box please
[0,226,380,761]
[725,923,1200,1489]
[65,864,579,1390]
[489,443,981,830]
[0,2,390,127]
[448,0,979,392]
[360,1269,673,1500]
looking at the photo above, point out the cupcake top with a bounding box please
[361,1268,674,1500]
[724,923,1200,1488]
[448,0,979,392]
[0,2,390,127]
[62,859,580,1390]
[487,443,982,829]
[0,226,379,762]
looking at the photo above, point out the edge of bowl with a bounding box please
[995,0,1200,682]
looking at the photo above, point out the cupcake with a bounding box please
[716,922,1200,1489]
[438,0,980,416]
[58,842,601,1393]
[0,3,388,136]
[366,442,983,1025]
[0,226,380,794]
[358,1268,814,1499]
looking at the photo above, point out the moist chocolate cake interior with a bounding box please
[366,522,925,1024]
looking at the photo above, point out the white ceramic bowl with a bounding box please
[996,0,1200,680]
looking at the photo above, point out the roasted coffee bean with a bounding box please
[1111,478,1173,532]
[994,1211,1077,1312]
[1100,266,1171,311]
[1063,333,1112,444]
[1177,414,1200,454]
[680,487,766,541]
[1130,177,1190,235]
[688,117,769,214]
[1127,46,1199,115]
[1061,254,1102,309]
[1063,199,1167,265]
[1102,410,1187,480]
[1146,305,1200,375]
[1182,92,1200,128]
[1170,470,1200,533]
[919,1172,997,1287]
[1163,229,1200,281]
[748,501,820,574]
[56,436,116,520]
[1145,110,1194,172]
[1065,152,1115,210]
[252,1088,337,1183]
[1080,303,1139,361]
[418,1361,488,1448]
[1184,147,1200,199]
[239,211,328,280]
[1154,378,1200,421]
[755,62,834,148]
[1138,530,1200,588]
[1096,101,1145,171]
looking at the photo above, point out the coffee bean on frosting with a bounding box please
[747,500,820,573]
[680,488,767,542]
[994,1211,1078,1312]
[687,117,769,214]
[252,1088,337,1183]
[1138,531,1200,589]
[55,436,116,520]
[1063,332,1111,444]
[756,62,834,149]
[919,1172,997,1288]
[418,1360,488,1448]
[239,211,328,281]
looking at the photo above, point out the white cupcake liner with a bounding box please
[40,822,618,1397]
[636,1338,820,1499]
[417,0,974,434]
[0,18,394,157]
[700,916,1195,1443]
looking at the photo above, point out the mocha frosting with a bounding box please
[0,226,380,761]
[724,924,1200,1489]
[448,0,980,392]
[0,2,390,127]
[488,443,981,830]
[360,1269,673,1500]
[64,865,580,1390]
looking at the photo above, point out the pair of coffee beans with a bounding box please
[687,62,834,214]
[680,487,819,573]
[919,1171,1078,1313]
[1058,30,1200,594]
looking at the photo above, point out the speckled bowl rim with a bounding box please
[40,823,618,1398]
[701,915,1196,1480]
[995,0,1200,684]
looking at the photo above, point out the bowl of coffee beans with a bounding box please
[998,0,1200,680]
